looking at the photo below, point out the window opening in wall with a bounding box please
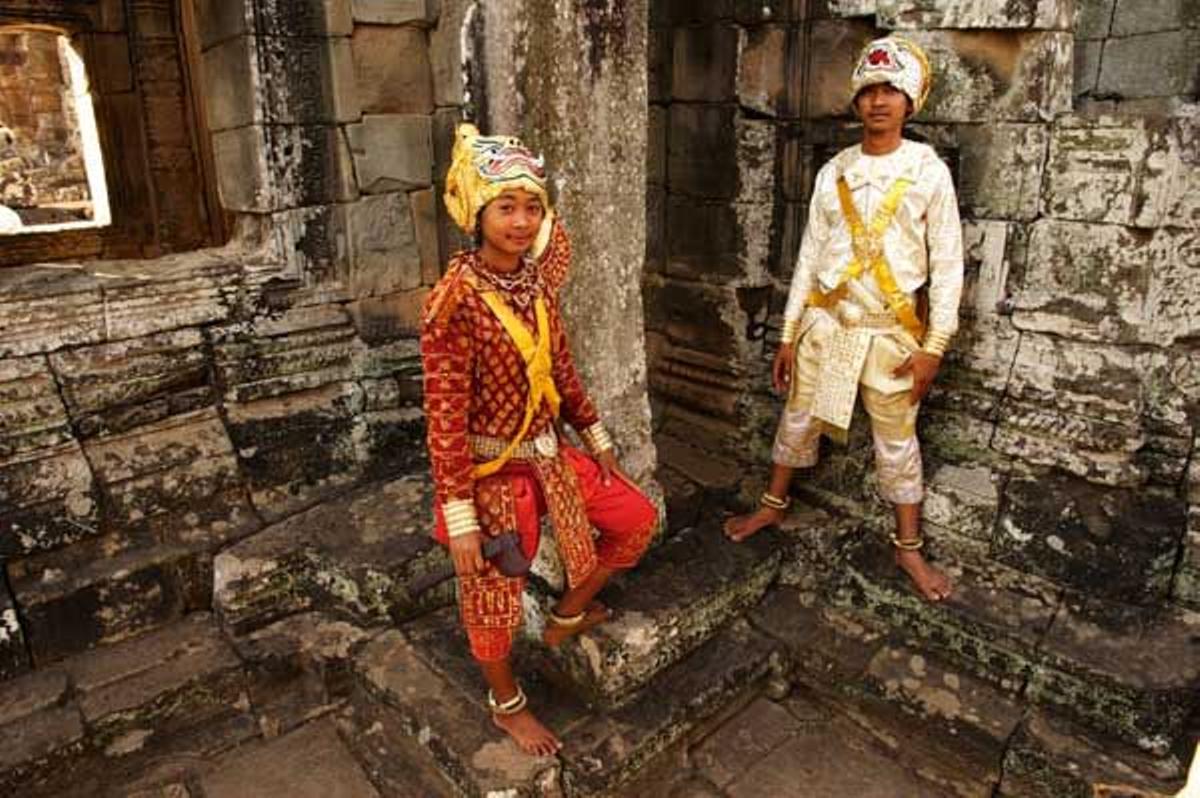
[0,27,110,237]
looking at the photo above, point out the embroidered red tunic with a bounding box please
[420,221,599,509]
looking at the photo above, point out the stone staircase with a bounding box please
[1,466,1194,797]
[746,509,1196,798]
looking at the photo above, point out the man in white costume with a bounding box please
[725,35,963,602]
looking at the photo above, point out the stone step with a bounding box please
[0,613,257,796]
[213,474,449,637]
[830,533,1200,755]
[343,608,780,797]
[751,588,1189,798]
[531,519,786,708]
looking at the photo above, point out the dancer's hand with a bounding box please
[773,343,795,394]
[892,350,941,403]
[595,449,628,487]
[449,531,485,576]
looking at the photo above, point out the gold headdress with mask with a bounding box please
[443,123,551,234]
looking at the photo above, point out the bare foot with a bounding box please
[895,549,953,602]
[723,506,784,543]
[542,601,611,648]
[493,707,562,756]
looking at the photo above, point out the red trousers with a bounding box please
[434,446,657,661]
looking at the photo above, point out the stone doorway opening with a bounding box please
[0,27,110,235]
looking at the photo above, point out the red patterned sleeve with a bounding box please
[550,301,600,432]
[420,287,476,505]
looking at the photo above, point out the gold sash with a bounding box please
[473,290,562,478]
[806,176,924,342]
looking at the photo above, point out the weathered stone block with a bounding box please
[994,475,1184,603]
[1075,0,1115,39]
[999,711,1186,798]
[1112,0,1200,36]
[644,276,741,357]
[1028,599,1200,753]
[346,114,433,193]
[1012,219,1159,342]
[203,718,380,797]
[0,269,106,358]
[409,187,440,285]
[0,442,98,557]
[223,382,366,522]
[428,0,467,105]
[268,124,360,207]
[0,698,84,792]
[1098,29,1200,98]
[213,476,440,634]
[347,289,428,344]
[212,125,272,212]
[211,304,365,403]
[50,330,213,439]
[908,30,1073,122]
[736,26,788,116]
[536,522,783,707]
[258,36,361,124]
[255,0,354,36]
[923,463,999,542]
[84,409,259,550]
[647,104,666,188]
[1043,114,1199,229]
[1073,38,1101,96]
[10,543,201,664]
[346,192,423,297]
[671,24,738,102]
[877,0,1074,29]
[200,36,259,131]
[195,0,253,48]
[352,25,433,115]
[823,0,878,16]
[958,124,1047,221]
[667,0,736,24]
[664,200,741,280]
[0,356,72,460]
[270,203,352,285]
[804,19,878,118]
[668,104,737,199]
[352,0,437,24]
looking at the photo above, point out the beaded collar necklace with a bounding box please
[472,253,542,308]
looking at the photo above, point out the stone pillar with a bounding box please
[467,0,658,484]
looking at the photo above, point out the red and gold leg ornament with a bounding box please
[458,571,525,662]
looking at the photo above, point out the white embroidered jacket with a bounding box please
[782,139,964,342]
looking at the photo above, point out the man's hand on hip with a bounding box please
[892,350,941,403]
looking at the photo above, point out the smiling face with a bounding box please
[478,188,545,262]
[853,82,912,136]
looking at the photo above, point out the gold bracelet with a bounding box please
[580,422,614,455]
[922,330,951,358]
[442,499,480,538]
[781,317,800,345]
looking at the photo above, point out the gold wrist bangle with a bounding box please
[581,422,613,454]
[781,318,800,345]
[443,499,480,538]
[922,331,951,358]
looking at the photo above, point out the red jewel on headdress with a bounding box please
[868,48,891,66]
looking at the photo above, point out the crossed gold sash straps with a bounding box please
[472,288,562,478]
[806,175,924,342]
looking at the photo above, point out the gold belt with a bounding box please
[470,430,559,461]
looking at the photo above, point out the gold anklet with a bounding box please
[548,607,586,628]
[760,492,791,511]
[487,686,528,715]
[890,534,924,551]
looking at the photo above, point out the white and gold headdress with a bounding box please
[850,36,932,114]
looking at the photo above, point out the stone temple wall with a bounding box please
[645,0,1200,611]
[0,0,656,684]
[0,0,459,678]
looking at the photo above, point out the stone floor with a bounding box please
[116,688,972,798]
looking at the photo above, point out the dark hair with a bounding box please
[474,207,485,247]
